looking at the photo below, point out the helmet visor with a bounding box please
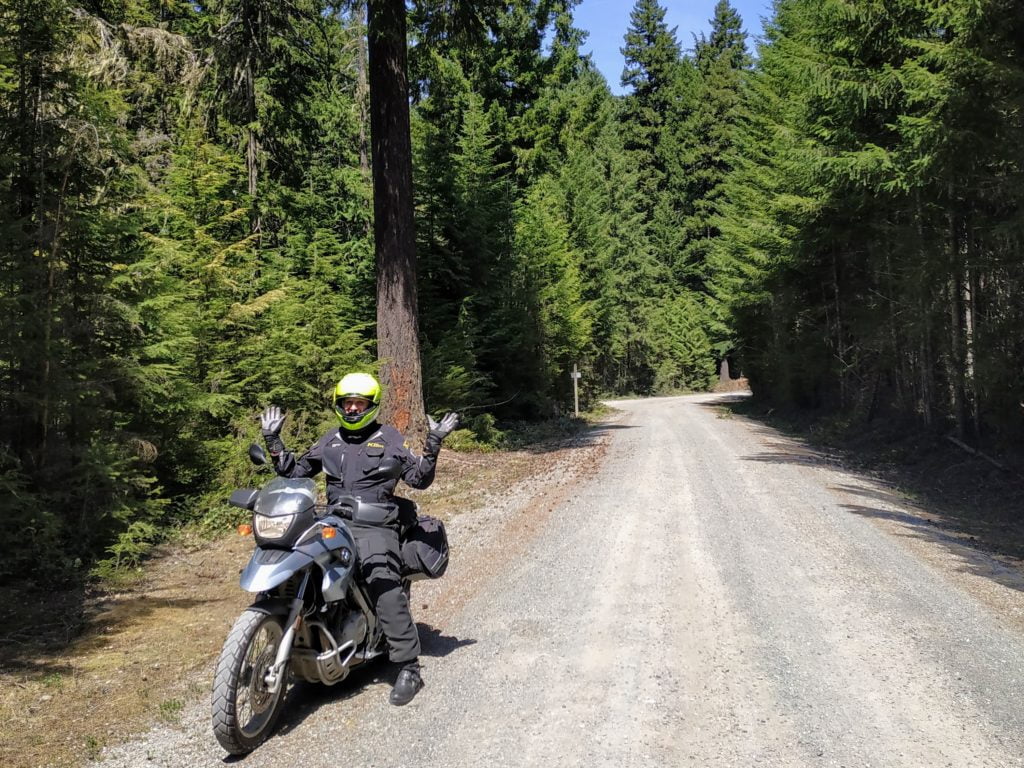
[339,396,372,416]
[334,393,379,429]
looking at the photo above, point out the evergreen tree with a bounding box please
[179,2,376,496]
[685,0,750,336]
[5,0,1021,582]
[512,174,592,409]
[619,0,686,208]
[615,0,712,392]
[410,0,592,415]
[0,0,176,577]
[568,90,664,395]
[716,0,1024,441]
[415,73,506,411]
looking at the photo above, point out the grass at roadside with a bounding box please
[0,529,252,768]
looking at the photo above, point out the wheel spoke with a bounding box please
[213,609,289,754]
[236,619,283,736]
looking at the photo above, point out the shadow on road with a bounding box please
[717,395,1024,594]
[840,499,1024,593]
[266,622,478,743]
[513,421,635,456]
[741,442,840,468]
[831,482,911,509]
[418,623,477,657]
[585,423,635,434]
[693,392,753,408]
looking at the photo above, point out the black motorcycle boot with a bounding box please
[389,661,424,706]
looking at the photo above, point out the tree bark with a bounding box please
[354,1,371,181]
[914,192,933,428]
[245,48,261,237]
[884,246,906,415]
[831,246,847,408]
[963,252,979,438]
[947,206,968,440]
[367,0,425,437]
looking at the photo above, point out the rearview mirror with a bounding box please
[248,442,268,466]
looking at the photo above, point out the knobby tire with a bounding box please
[211,609,288,754]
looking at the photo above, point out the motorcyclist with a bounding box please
[259,372,459,706]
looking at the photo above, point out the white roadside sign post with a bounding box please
[571,364,581,417]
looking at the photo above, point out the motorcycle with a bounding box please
[211,443,437,754]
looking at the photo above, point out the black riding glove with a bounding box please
[260,405,286,456]
[425,412,459,455]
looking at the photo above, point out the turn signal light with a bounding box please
[238,523,253,536]
[322,526,338,539]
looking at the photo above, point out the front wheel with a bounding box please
[212,609,288,754]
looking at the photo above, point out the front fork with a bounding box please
[264,570,310,695]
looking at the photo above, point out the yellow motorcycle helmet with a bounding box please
[332,372,382,431]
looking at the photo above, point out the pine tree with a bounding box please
[685,0,750,296]
[410,0,594,415]
[0,0,179,577]
[716,0,1024,442]
[179,3,376,496]
[512,174,592,409]
[615,0,715,393]
[619,0,685,208]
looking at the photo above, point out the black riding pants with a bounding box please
[350,522,420,664]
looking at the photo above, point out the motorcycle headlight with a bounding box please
[254,513,295,540]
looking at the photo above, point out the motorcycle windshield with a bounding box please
[253,477,317,517]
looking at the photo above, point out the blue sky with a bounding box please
[572,0,771,94]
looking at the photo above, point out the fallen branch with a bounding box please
[946,435,1006,471]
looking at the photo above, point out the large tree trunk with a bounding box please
[963,256,980,438]
[914,193,933,428]
[367,0,425,437]
[243,4,261,238]
[947,206,970,440]
[831,247,846,408]
[354,1,370,181]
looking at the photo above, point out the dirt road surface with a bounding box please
[96,393,1024,767]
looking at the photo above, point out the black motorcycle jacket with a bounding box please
[271,421,437,513]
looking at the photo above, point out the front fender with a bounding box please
[240,547,314,593]
[245,598,293,617]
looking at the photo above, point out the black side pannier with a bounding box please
[400,515,449,579]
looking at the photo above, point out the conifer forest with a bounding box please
[1,0,1022,579]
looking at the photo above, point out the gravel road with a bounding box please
[97,393,1024,767]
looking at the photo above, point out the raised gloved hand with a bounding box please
[260,405,286,455]
[425,412,460,456]
[428,412,460,440]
